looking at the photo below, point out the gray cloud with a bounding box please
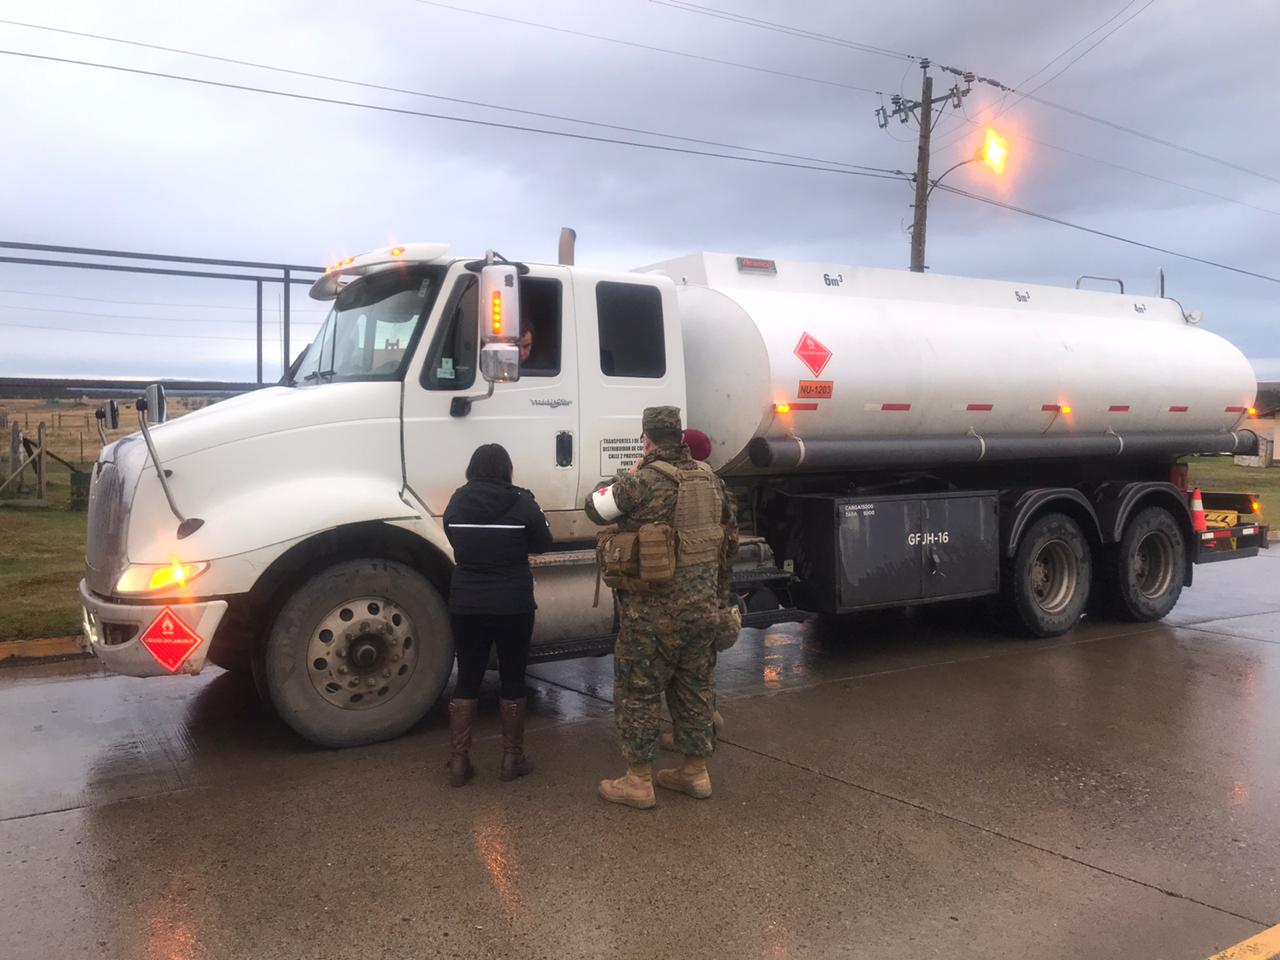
[1,0,1275,382]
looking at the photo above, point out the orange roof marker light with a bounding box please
[389,246,406,257]
[979,127,1008,176]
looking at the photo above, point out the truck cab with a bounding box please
[81,243,686,746]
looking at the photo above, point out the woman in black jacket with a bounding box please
[442,443,553,787]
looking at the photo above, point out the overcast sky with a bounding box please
[1,0,1276,382]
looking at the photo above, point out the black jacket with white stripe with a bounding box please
[443,479,554,615]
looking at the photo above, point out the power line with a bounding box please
[931,0,1153,152]
[932,114,1280,218]
[643,2,1278,188]
[935,183,1280,284]
[0,48,909,182]
[0,18,884,170]
[1021,91,1280,187]
[648,0,916,62]
[1012,0,1145,91]
[407,0,882,94]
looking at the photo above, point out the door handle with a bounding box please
[555,431,573,468]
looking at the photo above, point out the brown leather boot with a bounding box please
[498,697,535,782]
[655,756,712,799]
[599,763,656,809]
[446,699,477,788]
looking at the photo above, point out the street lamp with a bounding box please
[911,127,1009,270]
[928,128,1008,199]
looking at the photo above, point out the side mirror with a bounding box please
[480,342,521,384]
[143,383,168,424]
[106,400,120,430]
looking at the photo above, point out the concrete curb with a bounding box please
[0,635,88,666]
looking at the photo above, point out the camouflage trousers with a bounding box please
[613,595,717,763]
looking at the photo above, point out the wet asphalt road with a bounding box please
[2,551,1278,960]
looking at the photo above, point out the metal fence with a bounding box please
[0,240,324,386]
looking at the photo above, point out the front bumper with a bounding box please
[79,579,228,677]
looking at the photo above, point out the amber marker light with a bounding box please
[1247,407,1258,417]
[1060,405,1073,415]
[774,403,792,414]
[148,561,201,591]
[389,246,406,257]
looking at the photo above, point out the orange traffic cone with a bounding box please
[1190,487,1207,533]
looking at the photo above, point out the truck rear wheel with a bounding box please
[1100,506,1185,622]
[264,559,453,748]
[1006,513,1092,637]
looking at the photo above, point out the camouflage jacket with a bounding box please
[586,443,738,605]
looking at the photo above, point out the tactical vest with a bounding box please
[645,460,725,569]
[594,459,726,601]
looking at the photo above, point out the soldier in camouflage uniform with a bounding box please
[584,406,736,809]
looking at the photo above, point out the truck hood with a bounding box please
[146,382,403,463]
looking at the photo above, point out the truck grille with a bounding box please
[84,437,144,596]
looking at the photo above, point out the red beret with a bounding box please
[682,428,712,462]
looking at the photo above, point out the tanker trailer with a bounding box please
[648,253,1268,636]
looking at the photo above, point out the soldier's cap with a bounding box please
[642,406,683,437]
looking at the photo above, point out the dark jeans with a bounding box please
[451,611,535,701]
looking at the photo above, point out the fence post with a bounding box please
[9,421,21,494]
[36,422,46,501]
[80,432,85,466]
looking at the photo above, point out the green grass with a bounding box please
[0,476,87,642]
[1185,455,1280,511]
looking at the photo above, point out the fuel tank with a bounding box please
[647,254,1258,475]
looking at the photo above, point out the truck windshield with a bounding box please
[294,265,445,383]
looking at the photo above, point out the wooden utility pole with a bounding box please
[877,60,973,273]
[909,71,934,274]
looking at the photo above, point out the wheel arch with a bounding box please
[1002,488,1104,559]
[226,520,454,653]
[1092,481,1194,586]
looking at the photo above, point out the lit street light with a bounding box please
[911,126,1010,271]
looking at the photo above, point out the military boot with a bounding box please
[498,697,535,782]
[655,756,712,799]
[446,699,478,788]
[598,763,656,809]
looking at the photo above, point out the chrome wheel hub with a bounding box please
[307,597,417,710]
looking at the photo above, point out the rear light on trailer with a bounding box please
[1251,499,1261,515]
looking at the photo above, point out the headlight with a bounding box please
[116,561,209,595]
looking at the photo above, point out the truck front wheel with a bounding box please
[1006,512,1092,638]
[264,559,453,748]
[1099,506,1186,622]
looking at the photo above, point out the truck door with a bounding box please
[574,275,685,502]
[401,264,579,516]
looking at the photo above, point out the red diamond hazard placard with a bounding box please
[139,606,204,673]
[794,332,832,378]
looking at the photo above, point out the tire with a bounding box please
[1100,506,1186,622]
[264,559,453,748]
[1006,512,1092,638]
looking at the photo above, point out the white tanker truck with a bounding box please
[79,242,1268,746]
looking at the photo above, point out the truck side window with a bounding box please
[519,277,562,378]
[422,275,478,390]
[597,281,665,378]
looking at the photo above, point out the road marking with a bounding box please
[1207,922,1280,960]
